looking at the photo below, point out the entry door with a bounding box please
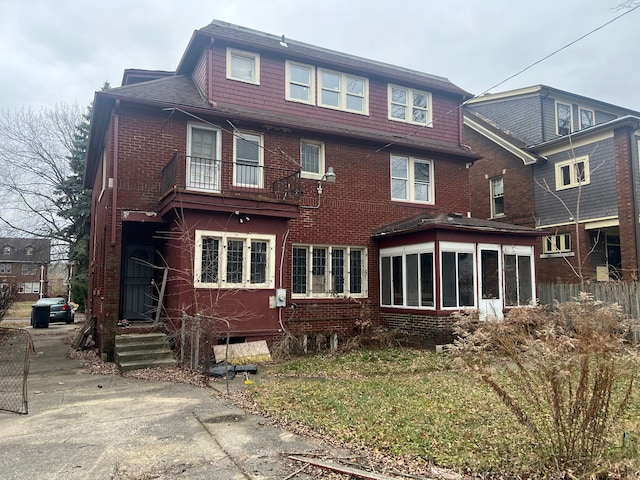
[121,244,155,320]
[478,246,503,321]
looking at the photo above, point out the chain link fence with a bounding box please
[0,327,34,414]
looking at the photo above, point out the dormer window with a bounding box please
[556,102,572,136]
[26,246,34,256]
[3,246,10,255]
[318,69,368,114]
[226,48,260,85]
[388,85,432,126]
[579,107,594,130]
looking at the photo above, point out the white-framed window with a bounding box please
[234,132,263,188]
[441,242,476,309]
[20,282,40,294]
[490,176,504,218]
[388,85,432,126]
[26,246,33,256]
[579,107,594,130]
[504,245,535,307]
[286,61,315,104]
[3,246,11,255]
[380,244,435,308]
[0,263,11,274]
[300,139,325,179]
[390,155,433,204]
[22,264,37,276]
[187,124,221,192]
[555,156,590,190]
[556,101,572,136]
[292,245,367,298]
[318,68,368,114]
[226,48,260,85]
[542,233,572,254]
[194,230,275,289]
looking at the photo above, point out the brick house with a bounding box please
[0,237,50,302]
[465,85,640,283]
[84,21,540,358]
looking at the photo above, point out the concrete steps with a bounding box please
[115,333,176,372]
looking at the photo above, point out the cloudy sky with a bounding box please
[1,0,639,111]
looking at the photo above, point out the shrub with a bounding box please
[452,293,639,476]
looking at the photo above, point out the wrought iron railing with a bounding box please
[161,152,301,201]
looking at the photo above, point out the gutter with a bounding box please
[111,99,120,246]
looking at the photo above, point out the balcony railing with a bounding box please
[161,152,301,202]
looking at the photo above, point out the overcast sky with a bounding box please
[1,0,639,112]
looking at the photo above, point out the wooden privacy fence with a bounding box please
[538,282,640,339]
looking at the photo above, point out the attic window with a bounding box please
[556,102,572,136]
[226,48,260,85]
[3,246,10,255]
[26,246,34,256]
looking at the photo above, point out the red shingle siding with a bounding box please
[209,45,463,146]
[192,50,208,98]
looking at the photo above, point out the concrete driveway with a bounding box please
[0,322,341,479]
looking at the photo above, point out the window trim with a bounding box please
[226,48,260,85]
[300,139,325,180]
[490,176,505,218]
[233,131,264,188]
[390,155,434,204]
[541,233,573,256]
[555,155,590,190]
[503,245,535,307]
[194,230,275,289]
[579,107,594,130]
[440,242,477,310]
[318,68,369,115]
[380,243,436,309]
[292,244,368,299]
[186,123,222,192]
[387,84,432,127]
[556,101,573,136]
[285,60,315,105]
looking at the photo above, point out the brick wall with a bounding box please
[614,126,638,280]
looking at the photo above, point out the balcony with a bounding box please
[159,152,301,216]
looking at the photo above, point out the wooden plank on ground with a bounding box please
[213,340,271,364]
[288,455,401,480]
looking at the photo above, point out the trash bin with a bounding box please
[32,305,50,328]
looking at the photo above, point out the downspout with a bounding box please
[111,99,120,246]
[630,127,640,276]
[208,38,217,109]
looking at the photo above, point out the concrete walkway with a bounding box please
[0,323,341,479]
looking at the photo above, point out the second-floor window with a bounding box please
[388,85,432,126]
[556,101,572,136]
[555,156,590,190]
[300,140,324,179]
[490,176,505,218]
[390,155,433,204]
[542,233,571,254]
[234,132,263,188]
[22,264,37,276]
[187,125,221,192]
[0,263,11,273]
[194,230,275,288]
[318,69,368,114]
[226,48,260,85]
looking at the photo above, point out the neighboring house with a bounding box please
[84,20,539,359]
[0,237,50,301]
[465,85,640,283]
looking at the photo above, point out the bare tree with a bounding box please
[0,104,82,258]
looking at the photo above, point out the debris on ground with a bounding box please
[209,360,258,379]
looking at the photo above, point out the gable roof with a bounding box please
[372,212,540,238]
[464,110,542,165]
[466,85,640,117]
